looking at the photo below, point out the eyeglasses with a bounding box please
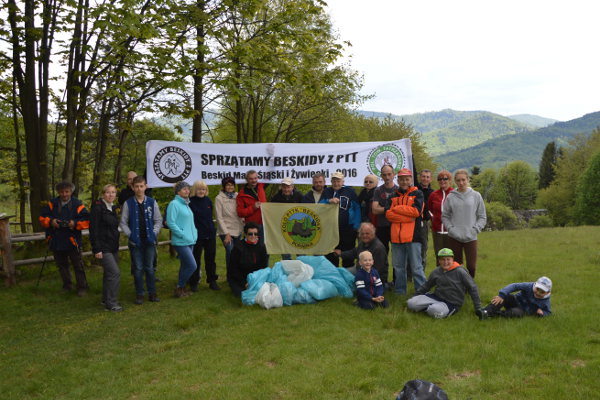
[438,177,449,181]
[247,232,259,237]
[364,181,375,184]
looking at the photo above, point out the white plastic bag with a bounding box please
[255,282,283,309]
[281,260,314,287]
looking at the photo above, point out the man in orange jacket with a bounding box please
[385,168,426,295]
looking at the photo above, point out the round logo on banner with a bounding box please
[280,206,321,249]
[366,143,406,176]
[153,146,193,184]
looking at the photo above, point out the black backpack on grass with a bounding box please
[396,380,448,400]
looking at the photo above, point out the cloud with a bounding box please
[327,0,600,120]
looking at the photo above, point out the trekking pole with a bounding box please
[36,246,50,288]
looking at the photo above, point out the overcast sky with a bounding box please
[325,0,600,121]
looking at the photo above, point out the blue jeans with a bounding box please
[219,235,238,271]
[391,242,426,294]
[174,245,198,288]
[131,241,156,296]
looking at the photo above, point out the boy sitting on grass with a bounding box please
[354,251,388,309]
[407,248,482,319]
[480,276,552,318]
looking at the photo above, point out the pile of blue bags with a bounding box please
[241,256,356,309]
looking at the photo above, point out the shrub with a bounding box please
[528,215,554,228]
[485,201,520,230]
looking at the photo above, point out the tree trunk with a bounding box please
[12,77,28,233]
[192,0,206,143]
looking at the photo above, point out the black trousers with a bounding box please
[54,249,88,290]
[484,294,525,318]
[326,228,357,268]
[188,237,218,286]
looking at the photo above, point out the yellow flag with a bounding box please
[261,203,339,255]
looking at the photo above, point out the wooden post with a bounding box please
[0,215,17,287]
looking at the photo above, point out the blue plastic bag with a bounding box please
[300,279,338,300]
[241,268,272,305]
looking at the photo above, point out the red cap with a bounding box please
[397,168,412,177]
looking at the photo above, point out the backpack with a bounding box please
[396,380,448,400]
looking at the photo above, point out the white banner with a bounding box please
[146,139,413,187]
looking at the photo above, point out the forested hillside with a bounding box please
[358,109,534,155]
[435,111,600,170]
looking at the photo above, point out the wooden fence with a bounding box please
[0,215,170,287]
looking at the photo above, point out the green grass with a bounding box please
[1,226,599,399]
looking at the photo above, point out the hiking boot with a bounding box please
[190,284,199,292]
[174,287,189,298]
[149,293,160,302]
[476,308,488,320]
[77,288,87,297]
[134,295,144,305]
[208,281,221,291]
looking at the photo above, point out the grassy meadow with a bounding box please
[1,226,599,399]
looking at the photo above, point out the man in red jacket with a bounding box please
[237,170,268,251]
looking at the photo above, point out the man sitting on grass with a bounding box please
[354,250,388,309]
[407,248,482,319]
[480,276,552,318]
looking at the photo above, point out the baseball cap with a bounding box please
[437,248,454,258]
[331,171,344,180]
[397,168,412,177]
[281,177,294,185]
[534,276,552,293]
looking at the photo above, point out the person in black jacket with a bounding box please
[270,177,303,260]
[228,222,268,297]
[188,180,219,291]
[90,184,123,311]
[39,181,90,296]
[270,177,303,203]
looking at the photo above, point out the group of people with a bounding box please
[39,166,552,319]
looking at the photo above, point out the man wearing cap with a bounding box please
[385,168,427,294]
[320,171,361,268]
[270,177,304,203]
[40,181,90,296]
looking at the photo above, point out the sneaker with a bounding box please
[134,295,144,305]
[106,305,123,312]
[149,293,160,302]
[209,281,221,291]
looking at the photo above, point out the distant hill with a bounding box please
[435,111,600,171]
[358,109,535,156]
[152,112,218,140]
[508,114,557,128]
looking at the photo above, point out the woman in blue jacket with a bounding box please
[167,181,198,298]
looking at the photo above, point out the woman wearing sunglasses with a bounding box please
[227,222,268,297]
[427,170,454,258]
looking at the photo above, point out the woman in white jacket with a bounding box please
[442,169,486,278]
[214,176,244,273]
